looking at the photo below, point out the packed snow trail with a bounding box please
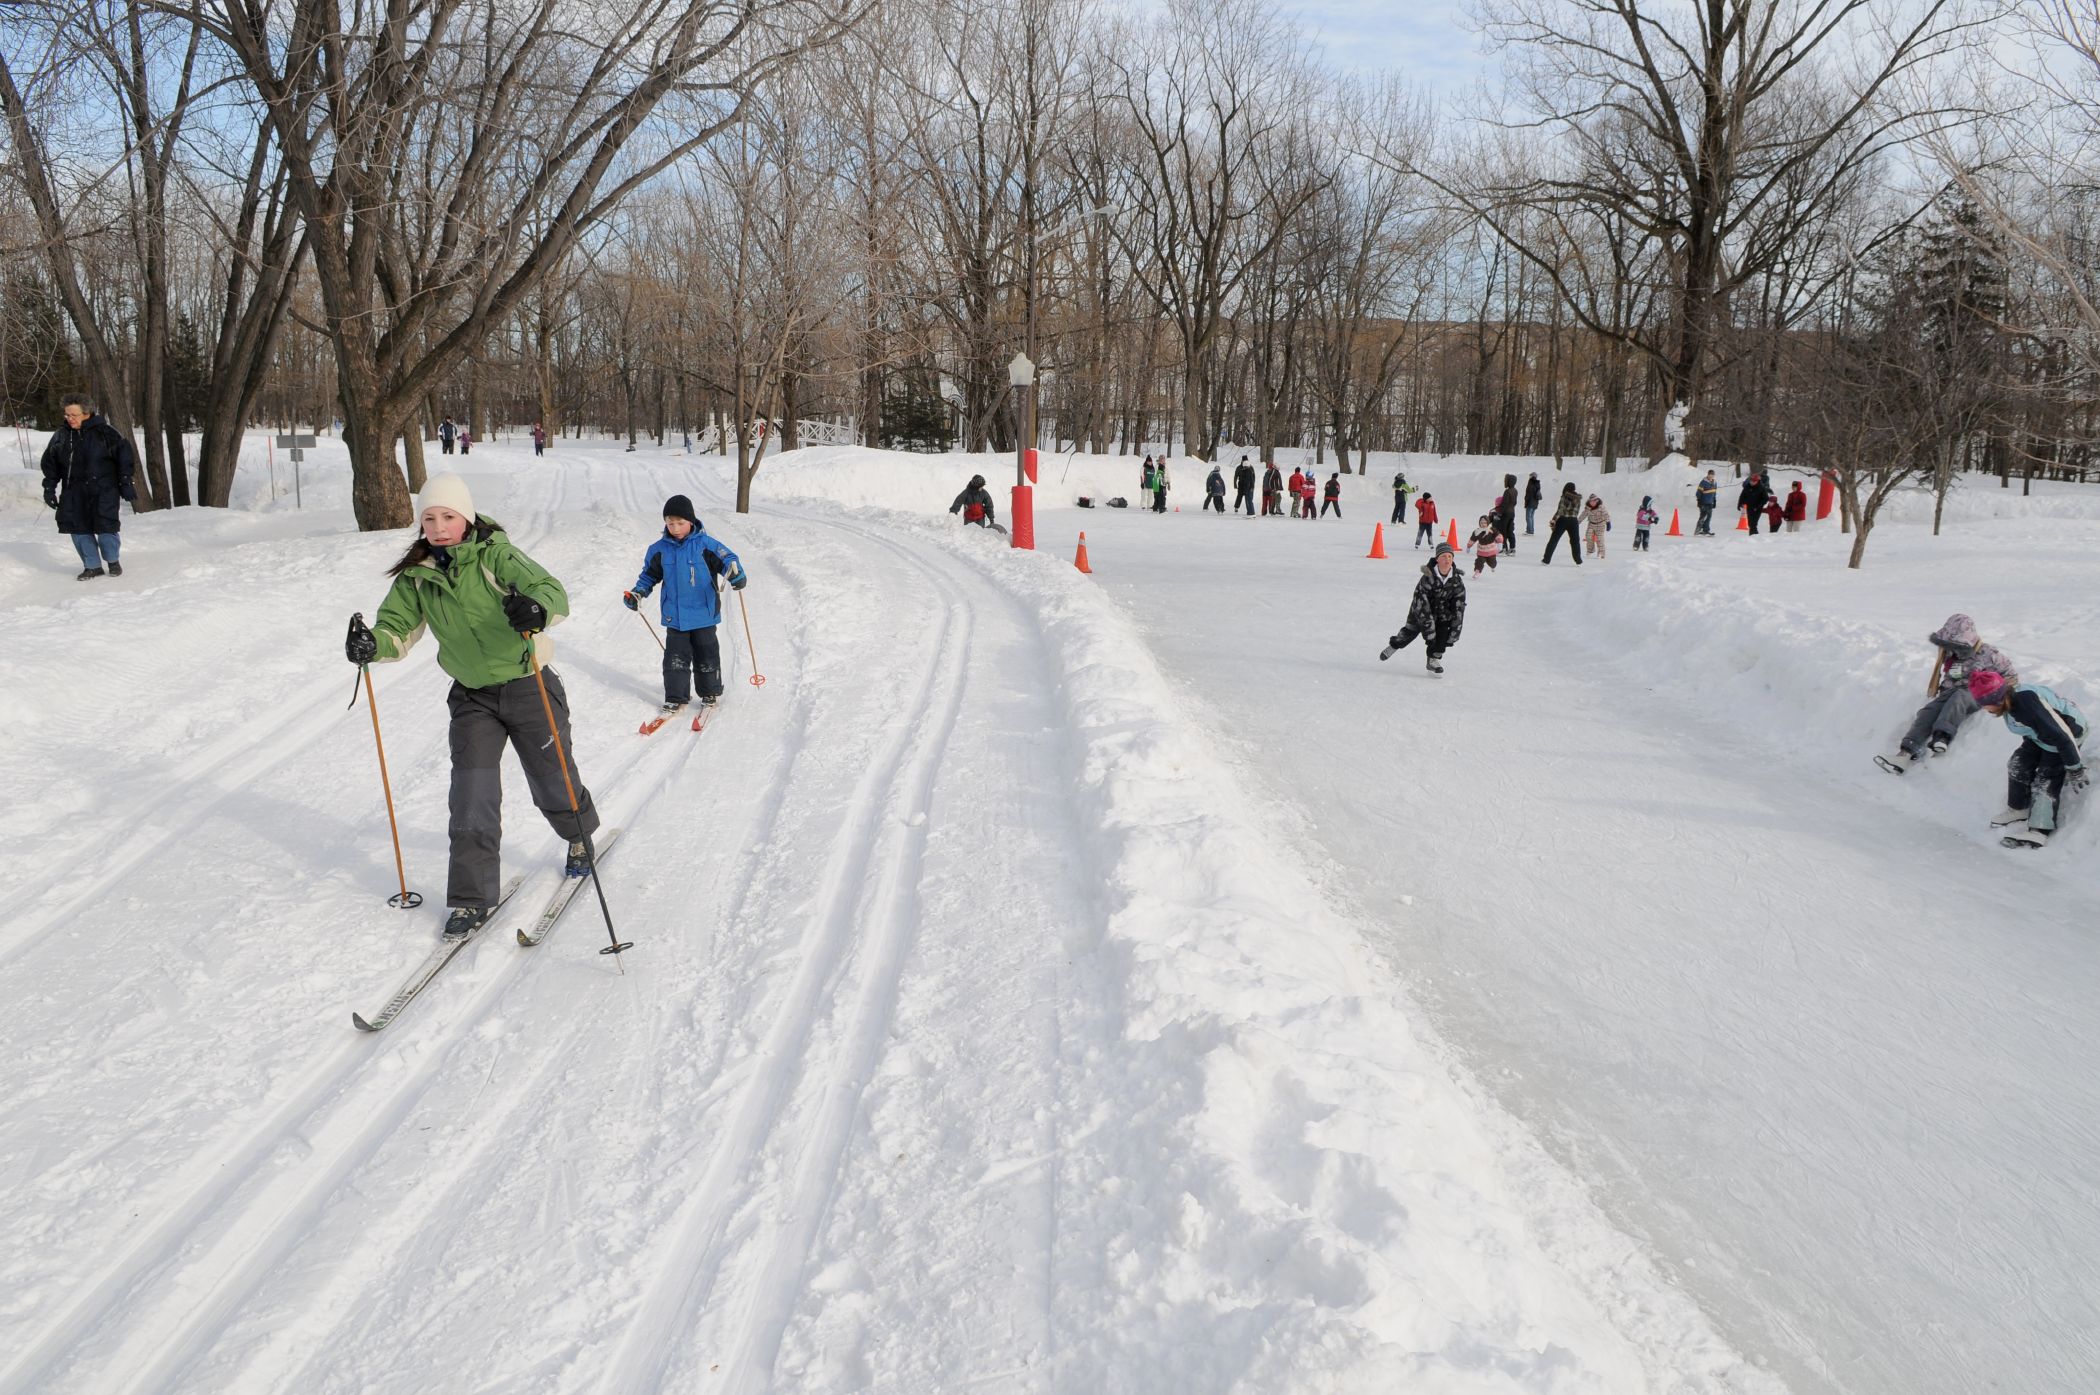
[0,444,1773,1393]
[1067,493,2100,1395]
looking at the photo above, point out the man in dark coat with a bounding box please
[1738,471,1772,534]
[1232,456,1257,515]
[1523,472,1542,533]
[1378,541,1467,674]
[1495,472,1519,548]
[41,393,137,579]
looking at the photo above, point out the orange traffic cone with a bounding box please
[1367,522,1388,559]
[1736,507,1749,532]
[1445,519,1459,549]
[1074,531,1093,574]
[1666,508,1682,537]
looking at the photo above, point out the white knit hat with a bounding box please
[417,473,474,520]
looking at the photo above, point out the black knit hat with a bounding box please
[663,494,699,525]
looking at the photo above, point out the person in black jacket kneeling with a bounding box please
[949,474,997,528]
[41,393,137,579]
[1379,541,1467,675]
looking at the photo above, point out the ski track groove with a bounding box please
[0,462,715,1395]
[592,519,970,1395]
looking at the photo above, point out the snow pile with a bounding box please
[1547,534,2100,880]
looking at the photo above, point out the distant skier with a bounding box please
[344,473,600,939]
[1152,458,1171,513]
[1299,469,1317,521]
[1467,515,1501,575]
[1379,541,1467,675]
[1784,482,1809,532]
[1880,613,2020,772]
[1321,472,1342,518]
[530,421,547,457]
[1634,496,1659,551]
[1205,464,1227,512]
[949,474,997,528]
[1523,471,1542,534]
[1414,492,1438,547]
[1287,467,1305,518]
[1968,669,2087,848]
[1542,483,1583,564]
[1262,462,1284,515]
[1392,470,1413,525]
[1695,469,1719,535]
[1233,457,1257,515]
[1495,473,1519,549]
[439,416,457,455]
[625,493,747,723]
[1581,494,1611,558]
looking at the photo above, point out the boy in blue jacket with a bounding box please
[624,495,746,717]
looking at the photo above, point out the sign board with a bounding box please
[288,449,305,462]
[274,434,317,448]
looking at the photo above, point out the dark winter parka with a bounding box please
[41,415,137,534]
[1496,475,1519,532]
[1208,467,1226,497]
[1233,462,1257,492]
[1738,474,1771,515]
[1406,559,1467,647]
[949,475,996,525]
[1523,475,1542,508]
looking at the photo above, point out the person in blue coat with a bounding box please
[623,494,746,715]
[1969,668,2087,848]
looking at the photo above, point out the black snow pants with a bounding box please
[1542,518,1583,563]
[1320,498,1340,518]
[446,671,600,908]
[1235,487,1255,515]
[665,624,724,704]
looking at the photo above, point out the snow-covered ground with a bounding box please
[0,432,2090,1394]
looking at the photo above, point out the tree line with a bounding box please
[5,0,2099,549]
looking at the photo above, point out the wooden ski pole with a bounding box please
[736,589,766,687]
[521,624,632,960]
[356,658,422,909]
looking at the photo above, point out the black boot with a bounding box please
[443,905,496,940]
[107,562,123,577]
[76,567,106,581]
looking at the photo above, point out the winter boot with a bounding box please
[1989,805,2032,827]
[443,905,496,940]
[701,694,720,707]
[657,699,687,718]
[2003,825,2051,849]
[1927,737,1949,757]
[107,562,123,577]
[76,567,105,581]
[1425,652,1445,674]
[565,839,593,878]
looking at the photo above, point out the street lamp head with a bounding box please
[1008,352,1035,387]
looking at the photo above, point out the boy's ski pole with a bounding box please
[345,629,422,909]
[634,603,665,652]
[516,600,632,961]
[736,589,766,687]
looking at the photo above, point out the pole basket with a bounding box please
[389,891,424,909]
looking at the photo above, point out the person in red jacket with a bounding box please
[1287,467,1305,517]
[1414,492,1438,548]
[1783,481,1808,532]
[1763,496,1784,536]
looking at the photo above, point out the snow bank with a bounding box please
[758,491,1778,1392]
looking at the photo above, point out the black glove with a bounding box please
[119,483,137,503]
[503,588,548,634]
[730,573,747,591]
[43,490,57,510]
[622,590,639,611]
[346,613,378,665]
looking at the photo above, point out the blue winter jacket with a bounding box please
[2002,684,2086,767]
[632,528,744,630]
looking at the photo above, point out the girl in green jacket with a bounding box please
[345,474,601,939]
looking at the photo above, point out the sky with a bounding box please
[1292,0,1493,93]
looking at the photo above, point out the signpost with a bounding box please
[274,434,316,508]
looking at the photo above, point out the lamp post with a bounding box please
[1008,351,1036,550]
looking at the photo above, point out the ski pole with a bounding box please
[736,589,766,687]
[635,605,665,653]
[347,641,422,909]
[520,622,633,961]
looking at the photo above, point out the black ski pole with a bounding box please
[518,606,632,960]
